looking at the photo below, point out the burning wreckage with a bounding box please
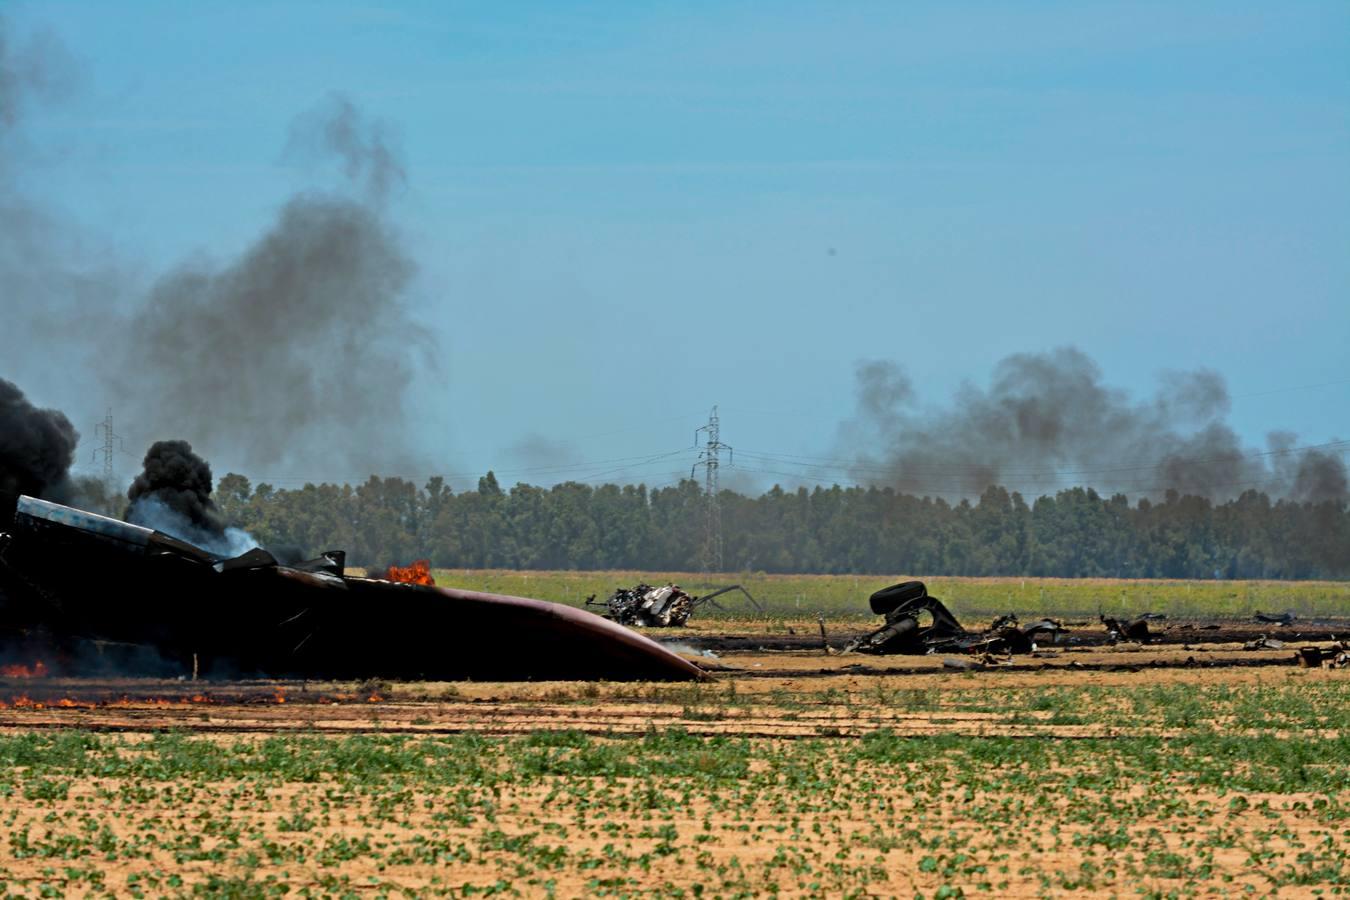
[843,581,1064,656]
[0,496,705,682]
[587,582,762,628]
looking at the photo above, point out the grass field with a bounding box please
[2,672,1348,896]
[411,569,1350,622]
[7,573,1345,895]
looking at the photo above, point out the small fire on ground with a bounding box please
[385,559,435,585]
[0,661,49,678]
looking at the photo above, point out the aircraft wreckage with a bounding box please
[844,580,1064,656]
[0,496,706,682]
[587,582,762,627]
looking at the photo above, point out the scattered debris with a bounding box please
[1297,647,1325,668]
[594,583,693,627]
[1101,615,1151,643]
[1243,635,1285,651]
[842,582,1063,656]
[588,582,761,627]
[1254,611,1297,627]
[1298,644,1350,669]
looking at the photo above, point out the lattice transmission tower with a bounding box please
[93,408,123,487]
[692,405,732,573]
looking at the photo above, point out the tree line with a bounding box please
[207,472,1350,579]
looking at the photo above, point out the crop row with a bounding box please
[1,676,1348,896]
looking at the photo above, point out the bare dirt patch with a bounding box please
[1,628,1347,896]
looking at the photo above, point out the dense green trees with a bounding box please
[215,473,1350,579]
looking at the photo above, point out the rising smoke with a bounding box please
[124,440,258,557]
[112,94,423,473]
[1,19,117,410]
[841,347,1348,503]
[2,12,431,477]
[0,378,78,526]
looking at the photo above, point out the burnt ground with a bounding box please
[0,615,1346,737]
[653,615,1350,653]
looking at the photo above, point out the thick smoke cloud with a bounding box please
[2,14,429,477]
[0,378,78,525]
[841,347,1348,503]
[125,440,222,532]
[1267,433,1349,506]
[113,94,421,473]
[1,19,113,410]
[125,440,257,557]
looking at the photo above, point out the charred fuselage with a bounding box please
[0,496,705,682]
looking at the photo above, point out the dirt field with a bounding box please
[2,626,1348,896]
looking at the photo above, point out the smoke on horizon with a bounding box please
[840,347,1348,503]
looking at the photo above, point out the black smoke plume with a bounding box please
[112,94,423,474]
[125,440,222,534]
[124,440,259,557]
[2,17,431,475]
[0,378,78,526]
[841,347,1348,503]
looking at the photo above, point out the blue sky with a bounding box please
[8,1,1349,492]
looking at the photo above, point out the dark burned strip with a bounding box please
[734,654,1313,679]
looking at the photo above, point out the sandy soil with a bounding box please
[0,630,1346,896]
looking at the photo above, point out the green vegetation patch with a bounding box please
[1,679,1348,896]
[430,569,1350,621]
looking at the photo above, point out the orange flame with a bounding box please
[0,661,48,678]
[385,559,435,585]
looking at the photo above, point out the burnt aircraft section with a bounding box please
[0,497,705,682]
[589,582,762,628]
[843,581,1063,656]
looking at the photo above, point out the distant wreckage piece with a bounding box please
[588,582,762,628]
[0,496,706,682]
[843,581,1063,656]
[1101,615,1153,643]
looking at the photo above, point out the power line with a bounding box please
[228,433,1348,496]
[725,461,1334,501]
[1232,377,1350,400]
[246,448,692,487]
